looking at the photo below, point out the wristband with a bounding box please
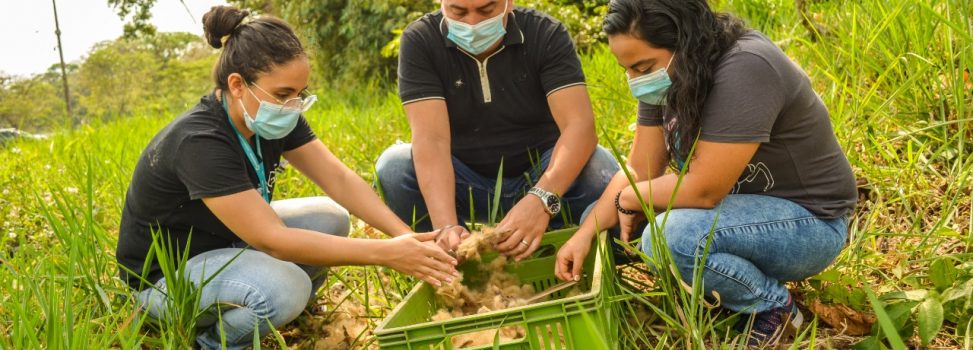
[614,191,639,215]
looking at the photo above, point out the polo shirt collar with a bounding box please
[439,10,525,49]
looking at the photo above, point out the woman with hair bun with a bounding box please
[554,0,857,346]
[114,6,459,349]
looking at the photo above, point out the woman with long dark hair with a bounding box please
[555,0,857,345]
[115,6,459,349]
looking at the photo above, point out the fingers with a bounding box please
[425,254,458,275]
[417,266,454,287]
[495,230,523,253]
[571,251,584,281]
[423,243,459,266]
[555,253,570,281]
[619,216,633,242]
[415,268,445,287]
[505,232,533,257]
[445,229,464,250]
[413,231,439,242]
[514,237,541,262]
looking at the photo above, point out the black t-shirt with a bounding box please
[397,7,586,177]
[637,31,857,219]
[115,93,316,290]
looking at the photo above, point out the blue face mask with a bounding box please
[240,84,316,140]
[628,54,675,105]
[444,0,508,55]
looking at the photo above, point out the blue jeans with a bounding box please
[135,197,350,350]
[634,194,848,313]
[375,143,619,231]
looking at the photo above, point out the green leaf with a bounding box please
[852,335,882,350]
[865,284,908,350]
[917,297,944,346]
[488,158,504,225]
[812,269,841,283]
[942,278,973,303]
[881,289,927,302]
[929,258,956,291]
[885,300,918,332]
[267,319,288,349]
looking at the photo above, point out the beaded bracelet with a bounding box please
[614,191,638,215]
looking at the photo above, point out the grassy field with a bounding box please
[1,0,971,348]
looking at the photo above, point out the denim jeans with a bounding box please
[374,143,619,231]
[135,196,350,350]
[633,194,848,313]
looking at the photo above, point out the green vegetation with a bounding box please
[0,32,215,132]
[0,0,970,348]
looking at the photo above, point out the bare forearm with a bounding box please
[629,126,668,181]
[536,125,596,195]
[262,227,390,266]
[621,173,717,212]
[328,167,412,237]
[413,140,458,228]
[574,171,630,240]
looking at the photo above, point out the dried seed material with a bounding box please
[430,227,537,347]
[455,226,507,262]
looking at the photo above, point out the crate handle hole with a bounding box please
[449,325,527,349]
[532,244,557,258]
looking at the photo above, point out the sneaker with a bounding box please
[734,296,804,348]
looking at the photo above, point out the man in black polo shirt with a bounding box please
[375,0,618,260]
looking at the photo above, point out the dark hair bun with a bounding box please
[202,6,250,49]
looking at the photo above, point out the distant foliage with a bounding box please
[519,0,609,52]
[107,0,160,38]
[76,32,215,122]
[230,0,609,89]
[230,0,434,89]
[0,32,216,132]
[0,70,68,131]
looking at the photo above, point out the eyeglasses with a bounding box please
[248,83,318,113]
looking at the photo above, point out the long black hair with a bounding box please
[604,0,747,166]
[202,6,305,90]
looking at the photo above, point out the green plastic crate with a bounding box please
[375,228,619,350]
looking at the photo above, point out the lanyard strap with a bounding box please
[222,93,270,203]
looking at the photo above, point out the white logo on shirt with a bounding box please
[733,162,775,193]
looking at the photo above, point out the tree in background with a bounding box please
[77,32,214,122]
[0,32,215,132]
[0,72,66,132]
[231,0,608,88]
[0,0,613,133]
[99,0,609,89]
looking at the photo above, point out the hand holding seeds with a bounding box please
[434,225,470,260]
[381,232,460,287]
[495,196,551,261]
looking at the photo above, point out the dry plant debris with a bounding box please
[430,227,537,347]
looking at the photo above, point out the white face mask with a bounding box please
[628,54,675,105]
[443,0,509,54]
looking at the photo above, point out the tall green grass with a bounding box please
[0,0,970,348]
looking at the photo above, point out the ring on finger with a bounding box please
[520,239,530,247]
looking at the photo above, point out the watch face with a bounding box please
[547,196,561,214]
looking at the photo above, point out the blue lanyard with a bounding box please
[222,93,270,203]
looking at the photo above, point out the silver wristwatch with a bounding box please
[527,187,561,216]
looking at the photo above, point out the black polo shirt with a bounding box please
[397,7,586,177]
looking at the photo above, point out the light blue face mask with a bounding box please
[240,84,316,140]
[444,0,508,55]
[628,54,675,105]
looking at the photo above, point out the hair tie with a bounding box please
[237,16,254,28]
[220,16,254,46]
